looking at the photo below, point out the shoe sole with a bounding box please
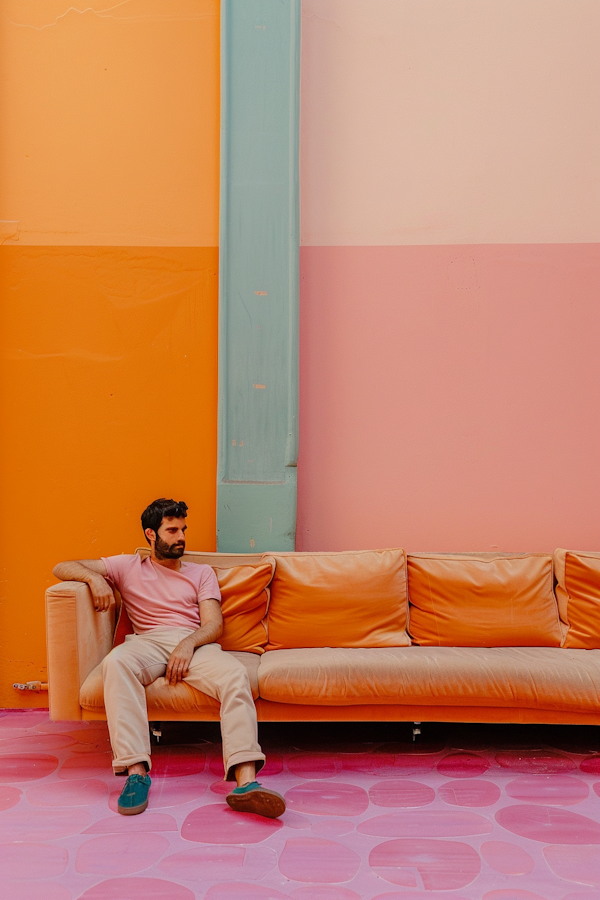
[226,787,286,819]
[117,798,148,816]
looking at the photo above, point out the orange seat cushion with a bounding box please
[264,549,410,650]
[408,553,561,647]
[214,562,274,654]
[554,549,600,649]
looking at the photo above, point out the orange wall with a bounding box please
[0,1,220,706]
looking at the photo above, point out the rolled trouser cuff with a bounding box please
[225,750,266,782]
[112,753,152,775]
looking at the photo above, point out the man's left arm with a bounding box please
[165,599,223,685]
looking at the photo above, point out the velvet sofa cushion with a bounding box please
[264,549,410,650]
[554,549,600,648]
[407,552,561,647]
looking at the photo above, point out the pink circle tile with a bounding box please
[2,883,71,900]
[285,781,369,817]
[381,739,447,754]
[0,734,76,752]
[594,782,600,799]
[290,888,361,900]
[341,752,397,776]
[369,838,481,890]
[78,877,195,899]
[0,786,22,811]
[158,845,277,881]
[495,751,576,773]
[482,893,548,900]
[496,804,600,843]
[84,813,177,833]
[580,757,600,774]
[58,752,113,779]
[181,803,282,844]
[204,885,288,900]
[278,837,360,883]
[0,842,68,880]
[358,810,492,837]
[109,778,206,811]
[506,775,588,805]
[76,833,170,875]
[210,779,231,795]
[0,753,58,782]
[543,844,600,886]
[281,811,312,829]
[150,745,205,777]
[287,754,344,778]
[390,755,435,775]
[369,780,435,808]
[438,779,501,807]
[27,779,108,807]
[311,819,355,837]
[437,753,490,777]
[0,808,92,841]
[480,841,535,875]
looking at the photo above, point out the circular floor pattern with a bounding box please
[368,780,435,808]
[0,785,22,810]
[479,841,535,875]
[437,753,490,777]
[357,810,493,838]
[78,877,195,900]
[495,750,576,773]
[495,804,600,843]
[505,774,589,805]
[0,752,58,782]
[27,778,108,807]
[278,837,360,883]
[285,781,369,816]
[369,838,481,890]
[157,845,278,882]
[181,803,282,844]
[75,833,170,875]
[0,808,92,842]
[0,842,68,880]
[542,844,600,887]
[438,779,501,807]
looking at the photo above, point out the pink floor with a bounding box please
[1,712,600,899]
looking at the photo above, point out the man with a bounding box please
[53,498,285,819]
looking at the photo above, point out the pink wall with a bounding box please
[298,1,600,552]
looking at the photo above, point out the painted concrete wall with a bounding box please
[298,0,600,551]
[0,0,220,706]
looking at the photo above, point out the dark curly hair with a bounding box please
[141,498,188,542]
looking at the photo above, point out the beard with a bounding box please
[154,536,185,559]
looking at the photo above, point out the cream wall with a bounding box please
[301,0,600,246]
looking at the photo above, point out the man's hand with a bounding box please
[165,637,195,685]
[89,574,114,613]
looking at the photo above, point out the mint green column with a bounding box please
[217,1,300,552]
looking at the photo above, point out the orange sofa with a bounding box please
[45,548,600,726]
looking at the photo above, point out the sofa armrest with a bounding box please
[45,581,116,721]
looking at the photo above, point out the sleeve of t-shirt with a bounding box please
[198,566,221,603]
[100,555,137,593]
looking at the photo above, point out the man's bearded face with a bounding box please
[153,517,186,559]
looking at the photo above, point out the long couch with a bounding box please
[45,547,600,726]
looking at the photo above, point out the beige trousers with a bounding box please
[101,627,265,779]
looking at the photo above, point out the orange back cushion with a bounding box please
[408,553,561,647]
[214,562,273,654]
[555,549,600,648]
[265,549,410,650]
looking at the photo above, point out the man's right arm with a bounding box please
[52,559,114,612]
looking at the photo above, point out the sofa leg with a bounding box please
[150,722,162,744]
[412,722,421,741]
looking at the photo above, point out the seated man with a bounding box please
[53,497,285,819]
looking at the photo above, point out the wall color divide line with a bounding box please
[218,0,300,552]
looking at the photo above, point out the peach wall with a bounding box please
[0,1,220,706]
[301,0,600,246]
[298,1,600,552]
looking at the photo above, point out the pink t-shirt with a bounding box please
[101,554,221,634]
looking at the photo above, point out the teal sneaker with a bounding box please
[226,781,285,819]
[117,773,151,815]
